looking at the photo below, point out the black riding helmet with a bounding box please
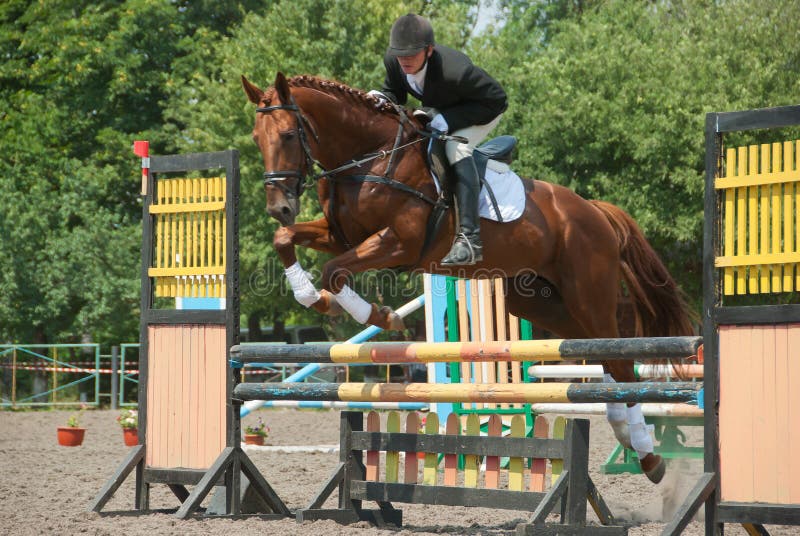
[387,13,434,57]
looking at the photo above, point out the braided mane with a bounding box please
[261,75,399,115]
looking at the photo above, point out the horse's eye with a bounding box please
[279,130,297,141]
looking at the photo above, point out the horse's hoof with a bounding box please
[640,453,666,484]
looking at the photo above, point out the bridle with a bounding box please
[255,95,322,200]
[255,90,463,207]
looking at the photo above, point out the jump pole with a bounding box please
[232,336,702,365]
[233,381,702,405]
[239,295,426,417]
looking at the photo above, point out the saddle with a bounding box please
[427,134,519,222]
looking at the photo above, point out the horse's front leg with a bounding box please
[273,218,344,316]
[320,227,418,331]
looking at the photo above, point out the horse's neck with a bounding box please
[297,90,401,169]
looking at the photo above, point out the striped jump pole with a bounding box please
[530,402,703,418]
[259,400,428,410]
[231,336,702,365]
[233,381,702,405]
[239,295,426,417]
[528,363,704,380]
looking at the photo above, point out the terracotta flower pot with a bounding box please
[122,427,138,446]
[243,434,265,446]
[57,427,86,447]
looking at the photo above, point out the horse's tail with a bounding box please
[590,200,695,338]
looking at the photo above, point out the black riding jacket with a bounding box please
[380,45,508,133]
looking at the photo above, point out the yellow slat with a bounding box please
[148,201,226,214]
[783,142,794,292]
[716,253,800,268]
[149,266,226,277]
[759,144,770,293]
[771,143,782,292]
[723,148,735,295]
[747,145,758,293]
[736,147,747,295]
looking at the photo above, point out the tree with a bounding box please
[474,0,800,303]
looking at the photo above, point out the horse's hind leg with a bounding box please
[526,250,665,483]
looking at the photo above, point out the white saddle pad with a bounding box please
[478,160,525,222]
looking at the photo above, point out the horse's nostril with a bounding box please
[281,206,292,216]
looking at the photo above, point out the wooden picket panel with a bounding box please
[385,412,400,484]
[485,414,502,489]
[443,413,460,486]
[530,415,550,492]
[551,416,566,486]
[463,414,480,487]
[716,140,800,295]
[423,413,439,485]
[149,175,228,298]
[403,412,420,484]
[357,411,562,498]
[365,411,380,481]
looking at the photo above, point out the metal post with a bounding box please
[111,346,119,410]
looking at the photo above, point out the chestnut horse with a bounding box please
[242,72,693,482]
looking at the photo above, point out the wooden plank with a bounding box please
[443,413,460,486]
[423,412,439,485]
[723,148,736,295]
[463,414,480,488]
[748,145,759,293]
[551,416,566,486]
[365,411,380,481]
[530,415,549,492]
[385,412,400,484]
[484,414,502,489]
[508,415,525,491]
[719,326,753,501]
[782,141,794,292]
[773,325,790,504]
[350,432,567,459]
[770,143,782,291]
[403,412,420,484]
[736,168,747,295]
[752,326,772,502]
[789,324,800,503]
[351,480,546,511]
[759,144,770,293]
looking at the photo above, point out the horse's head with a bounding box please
[242,72,313,226]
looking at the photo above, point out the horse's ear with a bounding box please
[241,75,263,105]
[274,72,291,102]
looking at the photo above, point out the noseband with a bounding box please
[255,96,321,199]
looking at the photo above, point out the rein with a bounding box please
[256,96,463,203]
[256,92,462,253]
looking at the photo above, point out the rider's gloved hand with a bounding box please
[367,90,389,107]
[429,113,449,133]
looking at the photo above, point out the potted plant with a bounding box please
[57,412,86,447]
[243,417,270,446]
[116,409,139,446]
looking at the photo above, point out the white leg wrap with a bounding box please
[627,404,654,459]
[603,375,631,447]
[285,262,321,307]
[335,285,372,324]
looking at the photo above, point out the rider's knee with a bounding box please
[446,140,473,164]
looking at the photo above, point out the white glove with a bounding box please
[429,113,449,133]
[367,90,388,105]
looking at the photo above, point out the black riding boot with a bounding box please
[442,156,483,266]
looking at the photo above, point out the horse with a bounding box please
[242,72,694,483]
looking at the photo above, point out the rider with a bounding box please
[370,13,508,266]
